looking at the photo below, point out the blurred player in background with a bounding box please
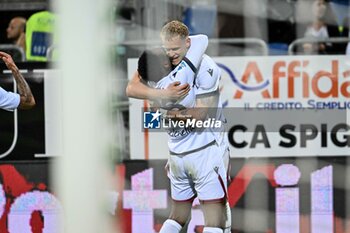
[0,51,35,110]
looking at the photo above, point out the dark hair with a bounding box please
[137,48,171,83]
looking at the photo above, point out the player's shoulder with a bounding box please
[199,55,218,70]
[173,60,188,73]
[168,60,194,82]
[198,55,220,76]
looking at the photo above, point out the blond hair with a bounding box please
[160,20,189,41]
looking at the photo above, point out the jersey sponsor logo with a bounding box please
[166,127,193,138]
[207,68,213,76]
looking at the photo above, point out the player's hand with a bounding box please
[165,81,190,100]
[0,51,17,71]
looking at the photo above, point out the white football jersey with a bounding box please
[195,54,228,148]
[157,54,226,154]
[156,60,197,149]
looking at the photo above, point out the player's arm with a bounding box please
[126,35,208,101]
[167,62,220,121]
[187,34,208,67]
[166,92,218,121]
[125,71,190,100]
[0,51,35,109]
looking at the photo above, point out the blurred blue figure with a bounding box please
[183,2,217,38]
[268,43,289,56]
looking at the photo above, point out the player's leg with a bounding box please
[168,198,194,225]
[159,219,182,233]
[201,200,226,230]
[221,148,232,233]
[160,156,195,233]
[223,201,231,233]
[159,198,193,233]
[190,144,228,232]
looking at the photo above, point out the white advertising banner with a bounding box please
[128,56,350,159]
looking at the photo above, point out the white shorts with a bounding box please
[167,142,228,202]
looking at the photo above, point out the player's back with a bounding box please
[192,54,229,151]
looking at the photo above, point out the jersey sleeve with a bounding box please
[187,34,208,68]
[195,58,221,96]
[159,61,194,88]
[0,87,20,111]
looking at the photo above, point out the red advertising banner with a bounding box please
[0,162,60,233]
[117,157,350,233]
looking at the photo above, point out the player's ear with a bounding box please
[185,37,191,49]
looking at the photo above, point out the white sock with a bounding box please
[203,227,223,233]
[159,219,182,233]
[224,201,231,233]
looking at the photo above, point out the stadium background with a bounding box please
[0,0,350,232]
